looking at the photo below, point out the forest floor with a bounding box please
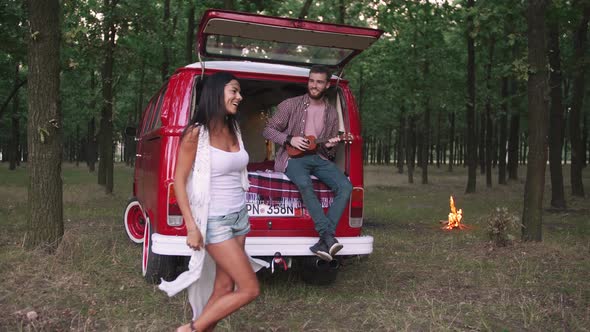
[0,163,588,331]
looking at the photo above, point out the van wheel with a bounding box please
[300,256,339,285]
[124,198,145,243]
[142,221,178,284]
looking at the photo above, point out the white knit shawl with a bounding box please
[158,125,267,320]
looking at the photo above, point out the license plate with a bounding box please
[246,202,299,217]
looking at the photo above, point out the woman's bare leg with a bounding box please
[197,235,247,332]
[178,235,258,331]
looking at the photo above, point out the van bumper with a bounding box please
[151,234,373,257]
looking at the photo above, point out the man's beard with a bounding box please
[308,87,326,100]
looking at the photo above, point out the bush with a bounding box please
[487,207,521,247]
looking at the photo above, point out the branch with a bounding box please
[0,78,27,121]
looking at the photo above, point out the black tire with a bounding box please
[300,256,339,285]
[142,221,180,284]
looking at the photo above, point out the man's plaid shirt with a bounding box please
[263,93,338,172]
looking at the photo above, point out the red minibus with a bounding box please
[123,9,383,284]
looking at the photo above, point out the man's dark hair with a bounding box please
[309,65,332,81]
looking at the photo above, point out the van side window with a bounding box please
[139,101,156,137]
[144,83,169,134]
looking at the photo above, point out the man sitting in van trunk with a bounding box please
[263,65,352,262]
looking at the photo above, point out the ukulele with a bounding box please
[286,133,354,158]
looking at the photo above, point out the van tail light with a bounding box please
[349,187,364,228]
[167,183,183,226]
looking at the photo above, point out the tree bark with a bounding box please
[298,0,313,19]
[337,0,346,24]
[507,80,520,180]
[448,111,455,172]
[485,38,496,187]
[547,16,566,209]
[522,0,549,242]
[25,0,64,250]
[569,4,589,197]
[422,60,431,185]
[498,77,508,184]
[98,0,116,193]
[397,108,405,173]
[161,0,171,82]
[185,2,195,64]
[9,64,20,170]
[407,116,416,184]
[465,0,477,193]
[0,79,27,121]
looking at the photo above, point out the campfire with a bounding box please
[441,196,466,230]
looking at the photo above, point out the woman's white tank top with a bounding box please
[208,146,249,216]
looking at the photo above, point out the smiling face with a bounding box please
[307,72,330,100]
[224,79,242,114]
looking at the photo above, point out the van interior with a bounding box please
[190,75,349,173]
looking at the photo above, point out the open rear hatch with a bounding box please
[197,9,383,69]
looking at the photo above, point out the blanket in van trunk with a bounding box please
[247,171,334,209]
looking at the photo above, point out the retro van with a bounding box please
[123,9,383,285]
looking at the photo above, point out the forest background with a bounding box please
[0,0,589,329]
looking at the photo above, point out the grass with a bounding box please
[0,162,589,331]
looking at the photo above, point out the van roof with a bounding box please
[183,61,340,80]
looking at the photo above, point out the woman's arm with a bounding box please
[174,125,203,249]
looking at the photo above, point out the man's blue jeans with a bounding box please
[285,154,352,236]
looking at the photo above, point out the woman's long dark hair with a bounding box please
[183,71,240,138]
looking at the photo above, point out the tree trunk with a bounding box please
[465,0,477,193]
[185,2,195,64]
[507,81,520,180]
[448,111,455,172]
[298,0,313,19]
[75,124,80,167]
[422,61,431,184]
[397,108,405,173]
[522,0,549,242]
[547,16,566,209]
[161,0,171,82]
[436,109,442,168]
[583,112,588,167]
[9,64,20,170]
[498,77,508,184]
[98,0,116,193]
[337,0,345,24]
[25,0,63,250]
[407,116,416,184]
[485,38,496,187]
[479,109,485,174]
[569,4,589,197]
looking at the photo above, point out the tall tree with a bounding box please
[298,0,313,19]
[568,3,589,197]
[9,64,20,170]
[498,77,508,184]
[547,9,566,209]
[25,0,64,249]
[522,0,550,242]
[185,1,195,64]
[465,0,477,193]
[98,0,117,194]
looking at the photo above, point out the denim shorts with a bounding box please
[205,206,250,245]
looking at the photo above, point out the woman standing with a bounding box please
[159,72,261,332]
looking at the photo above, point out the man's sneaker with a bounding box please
[309,239,332,261]
[322,233,344,257]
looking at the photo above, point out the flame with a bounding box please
[442,196,466,230]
